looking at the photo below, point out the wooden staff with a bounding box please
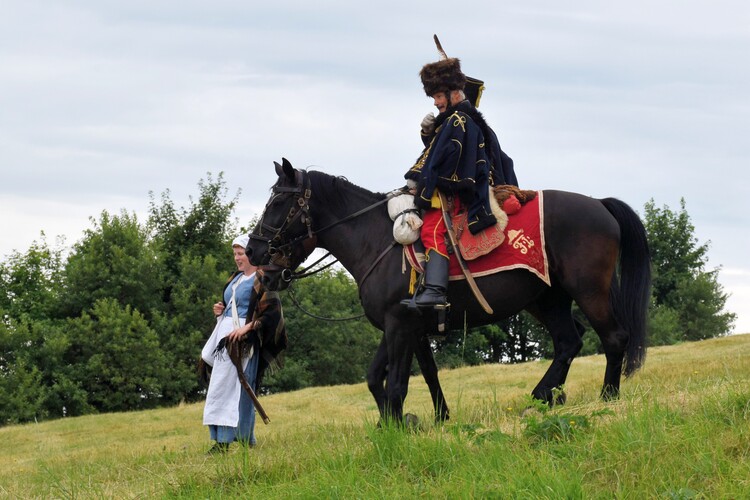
[228,340,271,425]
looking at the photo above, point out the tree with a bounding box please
[147,172,239,279]
[643,199,735,343]
[0,235,64,321]
[434,312,552,367]
[147,173,241,402]
[63,298,170,413]
[433,325,490,368]
[150,253,224,403]
[0,174,249,424]
[0,236,96,422]
[0,318,47,424]
[263,268,382,392]
[60,210,163,319]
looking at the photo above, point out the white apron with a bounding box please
[202,273,254,427]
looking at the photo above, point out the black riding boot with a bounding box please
[411,253,450,308]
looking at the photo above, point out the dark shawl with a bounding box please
[198,271,287,389]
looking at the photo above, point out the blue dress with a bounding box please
[203,272,259,445]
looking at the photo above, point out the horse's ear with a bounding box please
[274,161,283,177]
[281,157,295,181]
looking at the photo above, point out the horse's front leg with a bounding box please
[383,320,415,424]
[366,336,389,420]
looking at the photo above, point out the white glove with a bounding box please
[420,113,436,135]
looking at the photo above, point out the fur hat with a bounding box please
[420,57,466,97]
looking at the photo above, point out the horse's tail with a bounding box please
[600,198,652,377]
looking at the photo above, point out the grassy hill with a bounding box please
[2,334,749,498]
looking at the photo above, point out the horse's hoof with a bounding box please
[404,413,420,430]
[600,385,620,401]
[553,391,567,406]
[532,388,566,407]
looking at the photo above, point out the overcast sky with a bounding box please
[1,1,748,333]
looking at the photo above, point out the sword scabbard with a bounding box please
[438,192,494,315]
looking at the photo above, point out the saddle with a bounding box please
[453,185,538,261]
[403,189,550,293]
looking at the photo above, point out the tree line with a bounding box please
[0,175,736,425]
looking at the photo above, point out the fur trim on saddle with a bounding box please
[488,187,509,231]
[493,185,537,206]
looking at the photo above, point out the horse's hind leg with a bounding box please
[526,293,583,405]
[577,289,629,400]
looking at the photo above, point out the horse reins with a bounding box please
[251,170,405,321]
[251,170,399,270]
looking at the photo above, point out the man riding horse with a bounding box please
[403,39,518,309]
[246,37,651,421]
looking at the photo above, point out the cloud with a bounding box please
[1,0,748,331]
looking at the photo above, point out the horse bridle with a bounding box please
[250,169,400,284]
[250,169,316,274]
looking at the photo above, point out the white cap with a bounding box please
[232,234,250,248]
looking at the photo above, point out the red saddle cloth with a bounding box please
[406,191,550,286]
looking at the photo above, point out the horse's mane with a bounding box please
[307,170,388,204]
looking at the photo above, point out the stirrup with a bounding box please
[400,296,450,311]
[400,296,419,310]
[424,301,450,310]
[414,294,450,310]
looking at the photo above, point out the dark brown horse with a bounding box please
[248,159,651,422]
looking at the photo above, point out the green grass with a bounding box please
[2,334,749,498]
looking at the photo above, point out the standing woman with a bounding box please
[201,234,286,454]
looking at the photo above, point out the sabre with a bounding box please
[438,192,494,315]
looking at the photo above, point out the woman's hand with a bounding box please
[228,325,250,342]
[213,302,225,316]
[227,321,260,342]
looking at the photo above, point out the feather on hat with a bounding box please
[421,35,485,107]
[419,35,467,97]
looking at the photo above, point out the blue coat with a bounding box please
[406,100,507,235]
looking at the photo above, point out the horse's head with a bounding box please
[248,158,317,290]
